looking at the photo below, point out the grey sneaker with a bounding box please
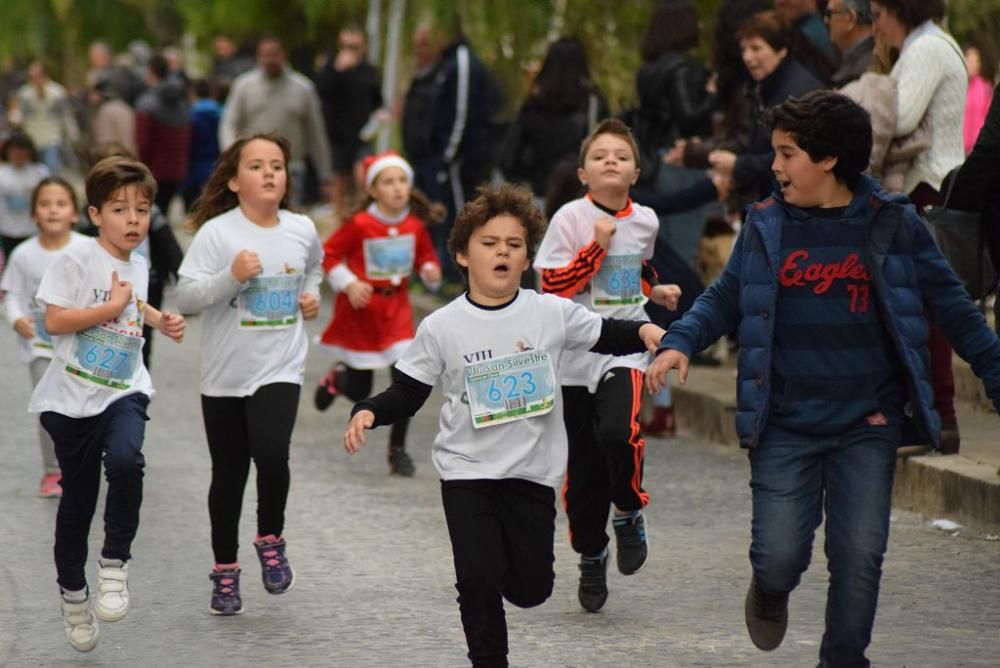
[745,577,789,651]
[60,589,99,652]
[209,568,244,616]
[577,551,609,612]
[612,512,648,575]
[254,536,295,594]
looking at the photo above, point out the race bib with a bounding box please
[238,274,304,329]
[65,326,143,390]
[464,350,556,429]
[363,234,415,283]
[32,309,53,351]
[592,254,645,308]
[4,192,29,214]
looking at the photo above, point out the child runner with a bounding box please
[29,157,186,652]
[314,151,442,476]
[175,132,323,616]
[533,118,681,612]
[646,91,1000,667]
[343,183,669,668]
[2,177,88,497]
[0,132,49,258]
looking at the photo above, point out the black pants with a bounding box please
[562,368,649,557]
[140,273,164,369]
[337,365,411,448]
[441,479,556,668]
[202,383,300,564]
[154,181,180,216]
[42,394,149,591]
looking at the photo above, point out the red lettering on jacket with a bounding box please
[778,250,871,294]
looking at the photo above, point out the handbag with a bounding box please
[924,175,996,300]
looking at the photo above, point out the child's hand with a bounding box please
[109,271,133,314]
[231,250,262,283]
[650,284,682,310]
[420,263,442,286]
[594,217,617,250]
[345,280,373,309]
[299,292,319,321]
[638,323,668,354]
[344,410,375,453]
[13,316,35,339]
[158,311,186,343]
[646,349,689,394]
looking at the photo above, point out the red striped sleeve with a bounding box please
[540,241,607,298]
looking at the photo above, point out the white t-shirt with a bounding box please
[533,197,657,391]
[0,163,49,238]
[175,207,323,397]
[29,238,154,418]
[397,289,603,489]
[1,232,89,363]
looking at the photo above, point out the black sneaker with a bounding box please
[744,577,788,651]
[612,512,648,575]
[314,366,343,411]
[388,446,415,476]
[577,551,609,612]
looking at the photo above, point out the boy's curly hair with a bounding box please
[447,183,546,280]
[762,90,873,189]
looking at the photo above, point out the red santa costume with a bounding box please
[318,153,440,369]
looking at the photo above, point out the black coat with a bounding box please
[945,82,1000,271]
[733,57,826,201]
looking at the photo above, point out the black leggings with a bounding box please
[337,365,411,448]
[201,383,300,564]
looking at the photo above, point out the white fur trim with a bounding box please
[365,155,414,187]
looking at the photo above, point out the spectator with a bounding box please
[401,21,444,203]
[183,79,222,209]
[963,44,995,155]
[86,41,144,106]
[774,0,840,84]
[423,16,503,280]
[707,11,826,205]
[12,62,79,176]
[135,54,191,214]
[0,133,48,257]
[499,36,608,203]
[629,0,718,274]
[220,35,332,208]
[89,79,137,157]
[210,35,255,90]
[825,0,875,87]
[872,0,966,453]
[316,25,383,217]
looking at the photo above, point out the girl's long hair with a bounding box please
[186,132,293,232]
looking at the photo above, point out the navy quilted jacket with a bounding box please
[661,175,1000,448]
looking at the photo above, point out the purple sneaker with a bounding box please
[209,569,244,616]
[254,536,295,594]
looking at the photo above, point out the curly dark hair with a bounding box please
[874,0,947,30]
[447,183,546,280]
[762,90,873,189]
[186,132,292,232]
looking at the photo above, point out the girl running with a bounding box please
[175,133,323,616]
[314,151,442,476]
[1,177,88,496]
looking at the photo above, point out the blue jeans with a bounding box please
[748,422,900,668]
[42,393,149,591]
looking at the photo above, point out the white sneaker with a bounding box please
[95,559,129,622]
[61,590,99,652]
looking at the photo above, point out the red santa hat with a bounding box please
[363,151,414,187]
